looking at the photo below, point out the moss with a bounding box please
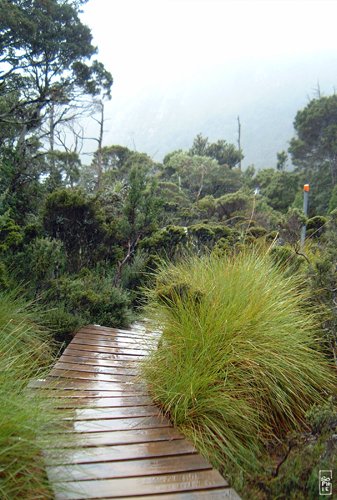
[247,226,268,238]
[306,216,328,238]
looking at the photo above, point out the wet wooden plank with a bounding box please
[44,325,238,499]
[127,489,241,499]
[59,355,140,370]
[64,406,160,420]
[75,333,156,344]
[53,470,227,499]
[45,439,195,464]
[53,361,138,376]
[71,337,153,351]
[38,390,145,399]
[55,396,154,408]
[49,368,139,383]
[70,415,171,433]
[78,327,158,340]
[36,379,148,394]
[65,342,149,356]
[45,428,184,449]
[62,348,143,361]
[75,332,156,346]
[47,454,211,482]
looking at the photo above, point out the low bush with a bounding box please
[42,305,85,344]
[143,251,335,478]
[46,270,134,328]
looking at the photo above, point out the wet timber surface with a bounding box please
[39,323,241,499]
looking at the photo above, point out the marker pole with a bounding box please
[300,184,310,248]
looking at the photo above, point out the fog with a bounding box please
[80,0,337,168]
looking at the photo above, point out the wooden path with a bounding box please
[38,324,240,499]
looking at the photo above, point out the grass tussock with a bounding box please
[142,251,335,473]
[0,290,67,499]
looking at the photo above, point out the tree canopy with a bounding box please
[289,94,337,213]
[0,0,112,133]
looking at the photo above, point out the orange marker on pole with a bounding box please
[304,184,310,192]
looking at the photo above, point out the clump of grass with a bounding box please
[0,290,66,499]
[142,251,335,473]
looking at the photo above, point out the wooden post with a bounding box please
[300,184,310,247]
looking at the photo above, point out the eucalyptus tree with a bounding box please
[0,0,112,219]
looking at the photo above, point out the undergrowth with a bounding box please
[0,290,67,499]
[142,251,335,493]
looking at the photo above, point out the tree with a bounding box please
[276,151,288,171]
[189,134,243,168]
[289,94,337,214]
[0,0,112,132]
[162,151,243,201]
[189,133,208,156]
[113,164,161,285]
[206,139,243,168]
[0,0,112,221]
[44,151,81,191]
[43,188,105,272]
[255,168,299,213]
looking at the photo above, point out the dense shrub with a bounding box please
[9,237,66,294]
[46,271,133,328]
[143,251,334,477]
[43,188,105,272]
[306,215,328,238]
[42,305,85,343]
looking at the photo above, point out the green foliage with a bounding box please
[0,289,66,499]
[276,150,288,171]
[0,145,46,221]
[289,94,337,214]
[189,133,243,168]
[161,151,243,201]
[0,261,9,289]
[328,184,337,213]
[254,398,337,500]
[306,216,327,238]
[0,0,112,129]
[46,271,133,328]
[119,251,150,305]
[140,225,188,259]
[43,188,105,272]
[188,223,234,249]
[143,252,334,476]
[122,164,160,240]
[215,191,251,220]
[246,225,267,238]
[0,211,23,252]
[45,151,81,191]
[305,235,337,362]
[11,237,66,293]
[264,172,299,212]
[43,305,84,343]
[155,181,191,224]
[269,245,306,276]
[280,207,307,245]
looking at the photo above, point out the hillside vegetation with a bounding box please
[0,1,336,498]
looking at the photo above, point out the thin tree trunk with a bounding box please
[95,101,104,190]
[237,116,242,170]
[113,236,140,287]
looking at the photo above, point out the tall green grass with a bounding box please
[142,251,335,473]
[0,290,65,499]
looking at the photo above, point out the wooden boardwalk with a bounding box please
[39,324,240,499]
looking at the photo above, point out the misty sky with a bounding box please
[80,0,337,165]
